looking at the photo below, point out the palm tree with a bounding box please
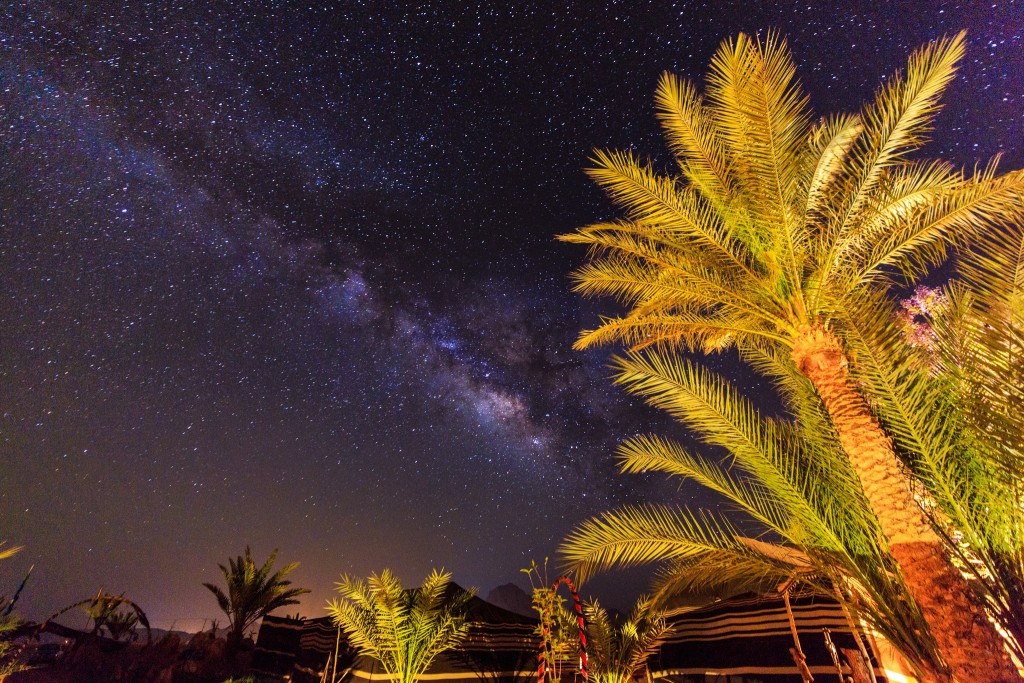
[585,596,671,683]
[326,568,474,683]
[927,219,1024,654]
[81,591,145,642]
[852,217,1024,658]
[560,351,946,679]
[559,32,1024,681]
[203,546,310,656]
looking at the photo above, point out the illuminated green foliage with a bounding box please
[326,569,473,683]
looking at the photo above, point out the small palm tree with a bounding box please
[326,569,473,683]
[82,592,141,642]
[559,31,1024,681]
[585,596,671,683]
[203,547,310,656]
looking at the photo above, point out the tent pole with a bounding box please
[833,585,878,683]
[823,627,846,679]
[781,582,814,683]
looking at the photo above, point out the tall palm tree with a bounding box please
[203,546,310,656]
[584,596,671,683]
[560,350,946,680]
[326,569,473,683]
[559,32,1024,681]
[928,219,1024,653]
[850,217,1024,657]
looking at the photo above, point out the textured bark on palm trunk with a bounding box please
[791,326,1020,683]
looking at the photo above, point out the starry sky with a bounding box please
[2,2,1022,631]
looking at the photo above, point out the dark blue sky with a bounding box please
[2,1,1022,630]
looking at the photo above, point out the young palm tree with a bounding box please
[326,568,474,683]
[585,596,671,683]
[560,351,946,680]
[82,592,144,642]
[203,546,310,656]
[559,32,1024,681]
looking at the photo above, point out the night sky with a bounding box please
[2,2,1022,631]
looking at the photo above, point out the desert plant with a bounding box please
[45,591,152,645]
[522,560,580,683]
[0,615,24,682]
[82,591,141,642]
[326,568,473,683]
[584,596,671,683]
[203,547,310,656]
[559,30,1024,681]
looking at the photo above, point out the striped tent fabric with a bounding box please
[650,591,913,683]
[250,615,308,677]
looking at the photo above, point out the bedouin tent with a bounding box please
[651,590,917,683]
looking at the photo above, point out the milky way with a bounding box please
[2,2,1022,629]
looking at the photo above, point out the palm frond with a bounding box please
[850,163,1024,289]
[706,31,810,292]
[654,71,735,210]
[578,151,763,283]
[575,310,787,352]
[561,504,745,583]
[616,434,791,534]
[843,32,966,227]
[0,543,22,562]
[611,352,835,537]
[953,214,1024,475]
[648,553,792,604]
[804,114,863,219]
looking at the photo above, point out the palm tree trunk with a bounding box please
[792,325,1020,682]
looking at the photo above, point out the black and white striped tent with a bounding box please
[253,589,917,683]
[651,591,916,683]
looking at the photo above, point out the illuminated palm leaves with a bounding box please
[559,351,942,670]
[842,221,1024,658]
[584,596,671,683]
[559,31,1024,354]
[557,30,1024,672]
[558,30,1024,675]
[326,569,473,683]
